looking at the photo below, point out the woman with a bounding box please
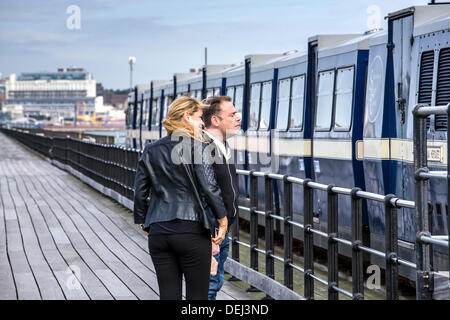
[133,96,228,300]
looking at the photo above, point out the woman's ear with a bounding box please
[183,111,191,123]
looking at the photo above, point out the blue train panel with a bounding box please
[312,33,377,239]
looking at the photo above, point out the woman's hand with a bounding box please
[212,217,227,245]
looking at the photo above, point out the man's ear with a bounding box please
[211,115,219,127]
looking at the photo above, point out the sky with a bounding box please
[0,0,431,89]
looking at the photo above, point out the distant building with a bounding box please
[96,83,104,97]
[103,93,128,109]
[4,67,96,120]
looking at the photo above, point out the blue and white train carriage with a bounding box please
[361,5,450,277]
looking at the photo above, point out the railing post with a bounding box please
[283,175,293,290]
[384,194,398,300]
[229,171,240,282]
[232,171,240,262]
[413,105,432,300]
[327,184,339,300]
[351,187,364,300]
[249,170,259,273]
[264,173,274,281]
[447,103,450,289]
[303,178,314,300]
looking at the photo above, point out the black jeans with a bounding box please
[148,232,211,300]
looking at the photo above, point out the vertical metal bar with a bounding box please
[283,175,293,290]
[351,187,364,300]
[413,105,432,300]
[428,202,434,272]
[249,170,258,273]
[264,173,274,280]
[232,171,240,262]
[327,185,339,300]
[303,178,314,300]
[447,104,450,288]
[384,194,398,300]
[229,171,240,282]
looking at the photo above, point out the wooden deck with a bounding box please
[0,132,255,300]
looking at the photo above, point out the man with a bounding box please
[202,95,241,300]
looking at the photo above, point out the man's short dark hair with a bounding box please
[202,96,232,128]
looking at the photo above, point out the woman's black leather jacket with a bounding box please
[133,135,227,232]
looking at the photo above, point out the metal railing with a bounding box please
[413,103,450,300]
[1,123,449,300]
[230,169,416,300]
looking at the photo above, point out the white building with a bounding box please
[4,67,96,120]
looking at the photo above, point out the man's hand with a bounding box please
[212,217,227,245]
[140,224,149,236]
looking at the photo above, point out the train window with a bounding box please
[214,87,221,96]
[290,75,305,130]
[126,106,132,128]
[195,90,202,100]
[248,83,261,129]
[226,86,235,104]
[206,89,214,98]
[151,98,159,126]
[259,81,272,130]
[136,101,141,127]
[143,99,149,128]
[333,67,354,131]
[316,70,335,131]
[234,85,244,115]
[162,96,171,119]
[276,78,291,130]
[189,91,195,98]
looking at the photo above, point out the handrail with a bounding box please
[412,103,450,300]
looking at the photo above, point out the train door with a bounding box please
[306,38,318,181]
[388,11,414,240]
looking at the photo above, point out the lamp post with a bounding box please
[129,56,136,92]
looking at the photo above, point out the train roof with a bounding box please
[276,50,308,69]
[411,5,450,36]
[217,63,244,78]
[207,64,241,81]
[226,54,283,78]
[318,30,384,58]
[152,80,170,91]
[250,52,296,73]
[175,71,200,86]
[367,5,450,46]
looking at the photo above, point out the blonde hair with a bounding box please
[162,96,205,140]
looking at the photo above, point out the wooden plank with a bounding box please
[0,176,17,299]
[224,258,305,300]
[6,162,72,300]
[10,158,113,300]
[433,271,450,300]
[30,174,158,300]
[37,174,160,299]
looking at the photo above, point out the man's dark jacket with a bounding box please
[204,134,239,229]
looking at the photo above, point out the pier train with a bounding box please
[126,5,450,280]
